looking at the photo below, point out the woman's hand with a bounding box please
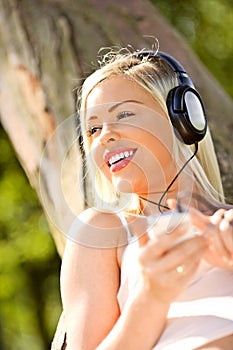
[188,207,233,270]
[137,217,207,305]
[202,209,233,270]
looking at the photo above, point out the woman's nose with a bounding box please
[99,123,120,144]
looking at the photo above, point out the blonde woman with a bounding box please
[57,48,233,349]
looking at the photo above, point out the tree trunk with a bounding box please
[0,0,232,256]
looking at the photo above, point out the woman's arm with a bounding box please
[61,238,121,350]
[61,209,123,349]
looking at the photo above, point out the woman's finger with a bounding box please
[139,236,207,303]
[211,209,226,224]
[206,221,232,264]
[154,235,207,273]
[224,209,233,223]
[188,206,210,233]
[139,221,192,264]
[221,210,233,256]
[219,219,233,255]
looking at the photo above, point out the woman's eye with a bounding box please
[117,111,135,120]
[86,126,101,137]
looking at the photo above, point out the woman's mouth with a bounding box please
[105,148,137,172]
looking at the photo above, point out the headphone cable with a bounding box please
[139,142,199,213]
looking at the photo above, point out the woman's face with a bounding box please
[85,76,177,196]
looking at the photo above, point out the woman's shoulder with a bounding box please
[79,207,123,223]
[67,207,128,249]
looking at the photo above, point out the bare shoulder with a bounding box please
[61,208,124,306]
[66,207,128,249]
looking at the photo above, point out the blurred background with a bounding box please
[0,0,232,349]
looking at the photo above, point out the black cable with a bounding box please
[139,142,199,213]
[138,196,170,210]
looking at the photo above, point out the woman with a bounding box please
[54,48,233,349]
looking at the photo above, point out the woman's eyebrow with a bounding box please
[108,99,143,112]
[86,100,143,122]
[87,115,98,122]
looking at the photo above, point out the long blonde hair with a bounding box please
[78,48,224,212]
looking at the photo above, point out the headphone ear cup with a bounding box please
[166,85,207,145]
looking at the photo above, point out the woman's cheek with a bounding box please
[91,147,112,181]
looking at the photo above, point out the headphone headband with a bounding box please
[157,51,194,88]
[134,50,194,87]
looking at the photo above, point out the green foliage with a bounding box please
[0,126,62,350]
[153,0,233,98]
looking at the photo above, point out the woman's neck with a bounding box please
[138,171,198,215]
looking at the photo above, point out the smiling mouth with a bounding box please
[105,148,137,172]
[108,150,134,166]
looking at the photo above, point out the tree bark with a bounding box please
[0,0,232,256]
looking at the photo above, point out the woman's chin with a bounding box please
[113,177,134,194]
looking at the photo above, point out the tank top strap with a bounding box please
[117,212,134,243]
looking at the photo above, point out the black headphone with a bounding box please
[134,51,207,145]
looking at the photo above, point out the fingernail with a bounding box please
[219,219,230,231]
[224,210,233,221]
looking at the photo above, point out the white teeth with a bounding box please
[109,151,134,165]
